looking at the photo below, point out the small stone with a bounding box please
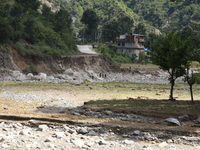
[28,119,36,124]
[71,139,85,148]
[79,127,88,134]
[68,129,77,134]
[99,139,109,145]
[197,118,200,124]
[45,138,54,142]
[19,129,30,136]
[133,130,140,135]
[178,115,189,121]
[104,110,113,115]
[53,132,65,139]
[48,143,55,148]
[158,142,168,148]
[1,144,9,148]
[88,130,97,136]
[167,148,176,150]
[3,128,9,131]
[38,125,49,132]
[123,139,135,145]
[0,137,5,142]
[167,139,173,143]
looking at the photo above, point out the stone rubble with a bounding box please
[1,68,195,84]
[0,121,198,149]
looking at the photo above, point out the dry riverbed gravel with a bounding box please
[0,69,200,149]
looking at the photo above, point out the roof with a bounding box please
[118,34,146,39]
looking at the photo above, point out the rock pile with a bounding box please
[0,121,199,150]
[0,69,191,84]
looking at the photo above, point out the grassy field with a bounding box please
[0,82,200,115]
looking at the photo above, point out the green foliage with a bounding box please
[23,64,38,75]
[102,16,133,41]
[134,23,146,35]
[0,1,78,60]
[138,52,145,64]
[96,45,132,65]
[0,17,13,43]
[190,61,200,67]
[81,8,100,42]
[193,73,200,84]
[53,8,72,33]
[144,32,157,50]
[0,45,9,52]
[150,30,194,100]
[15,0,41,12]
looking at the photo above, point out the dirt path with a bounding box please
[77,45,98,55]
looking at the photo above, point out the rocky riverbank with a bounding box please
[0,120,200,150]
[0,67,189,84]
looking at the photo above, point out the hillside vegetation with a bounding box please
[58,0,200,33]
[0,0,78,60]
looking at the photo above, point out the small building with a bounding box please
[116,34,146,58]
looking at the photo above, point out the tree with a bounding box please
[81,9,99,41]
[53,8,72,33]
[144,32,157,50]
[134,23,146,35]
[102,16,133,42]
[118,16,134,34]
[0,17,13,43]
[15,0,41,12]
[41,4,54,22]
[150,30,194,100]
[102,19,121,42]
[185,66,196,103]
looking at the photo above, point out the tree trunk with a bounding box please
[170,79,175,100]
[190,85,194,103]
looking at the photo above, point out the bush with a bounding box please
[193,73,200,84]
[15,42,34,56]
[97,45,132,65]
[189,61,200,67]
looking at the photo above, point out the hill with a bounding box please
[44,0,200,34]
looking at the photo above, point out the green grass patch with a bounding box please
[85,99,200,114]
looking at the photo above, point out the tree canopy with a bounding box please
[102,16,133,41]
[81,8,100,31]
[134,23,146,35]
[150,30,194,100]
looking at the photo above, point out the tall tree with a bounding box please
[0,0,13,43]
[53,8,72,33]
[81,8,100,41]
[134,23,146,35]
[150,30,194,100]
[102,16,133,42]
[0,17,13,43]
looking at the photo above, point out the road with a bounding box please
[77,45,98,55]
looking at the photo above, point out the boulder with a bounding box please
[12,71,21,77]
[38,73,47,80]
[64,68,74,76]
[38,125,49,132]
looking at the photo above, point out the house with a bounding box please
[116,33,146,58]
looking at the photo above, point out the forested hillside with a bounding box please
[124,0,200,32]
[0,0,78,59]
[53,0,200,33]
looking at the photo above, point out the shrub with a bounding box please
[193,73,200,84]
